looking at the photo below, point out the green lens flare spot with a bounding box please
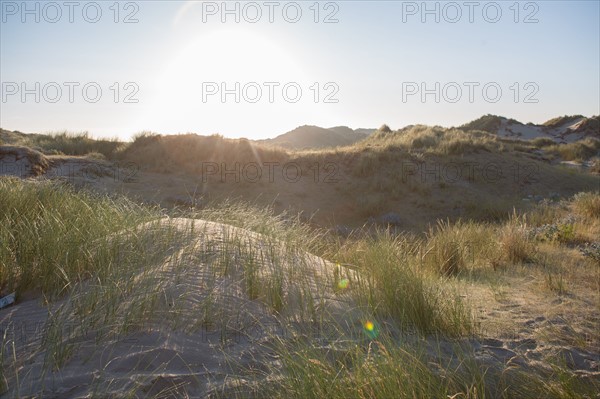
[337,278,349,289]
[362,320,380,339]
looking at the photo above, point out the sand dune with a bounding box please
[0,218,362,397]
[2,216,598,397]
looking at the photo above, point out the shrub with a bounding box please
[580,242,600,263]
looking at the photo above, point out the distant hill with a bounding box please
[460,114,600,143]
[256,125,374,150]
[544,115,600,141]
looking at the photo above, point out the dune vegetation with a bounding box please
[0,130,124,159]
[1,173,599,397]
[1,123,599,397]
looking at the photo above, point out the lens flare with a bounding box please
[362,320,379,339]
[337,278,349,289]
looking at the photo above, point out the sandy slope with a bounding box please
[497,116,598,143]
[0,218,361,397]
[1,217,599,397]
[0,146,49,178]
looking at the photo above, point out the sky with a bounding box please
[1,0,599,140]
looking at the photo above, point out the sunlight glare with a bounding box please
[142,28,306,137]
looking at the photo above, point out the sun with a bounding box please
[141,27,306,135]
[171,28,300,81]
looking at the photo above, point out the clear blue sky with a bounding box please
[1,1,599,139]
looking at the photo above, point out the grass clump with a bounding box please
[424,220,483,276]
[264,339,452,399]
[531,137,557,148]
[333,229,474,336]
[459,114,504,133]
[572,191,600,219]
[543,138,600,161]
[252,334,593,399]
[361,125,503,156]
[377,124,392,133]
[29,131,123,158]
[498,214,536,264]
[0,178,155,294]
[1,130,124,158]
[464,197,520,223]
